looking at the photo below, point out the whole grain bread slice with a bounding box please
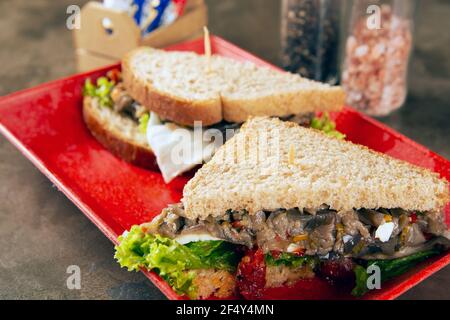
[83,96,157,170]
[122,47,345,126]
[182,117,449,220]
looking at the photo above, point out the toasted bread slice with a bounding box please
[122,48,223,126]
[82,96,157,169]
[122,47,345,126]
[182,117,449,220]
[191,269,236,299]
[220,61,345,123]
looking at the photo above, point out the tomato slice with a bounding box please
[236,249,266,299]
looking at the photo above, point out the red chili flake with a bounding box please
[231,221,242,228]
[292,248,305,257]
[410,212,417,224]
[236,248,266,299]
[107,69,121,83]
[270,250,282,259]
[320,258,355,282]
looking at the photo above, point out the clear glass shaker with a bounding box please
[281,0,342,84]
[341,0,416,116]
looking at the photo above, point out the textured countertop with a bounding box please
[0,0,449,299]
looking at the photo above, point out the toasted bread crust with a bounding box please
[191,269,236,299]
[222,87,345,123]
[182,117,450,220]
[122,51,222,127]
[83,97,158,170]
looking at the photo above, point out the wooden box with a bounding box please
[73,0,207,72]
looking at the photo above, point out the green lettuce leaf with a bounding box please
[186,240,242,272]
[138,113,149,134]
[351,249,442,297]
[311,112,346,140]
[83,79,96,97]
[351,265,370,297]
[114,225,242,297]
[265,252,318,269]
[83,77,114,108]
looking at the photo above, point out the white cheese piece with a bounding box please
[342,235,353,243]
[146,112,224,183]
[175,232,222,245]
[286,243,302,253]
[375,222,395,242]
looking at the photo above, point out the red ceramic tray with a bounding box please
[0,36,449,300]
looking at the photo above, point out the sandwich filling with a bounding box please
[115,203,449,299]
[152,204,449,259]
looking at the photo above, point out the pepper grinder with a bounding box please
[281,0,342,84]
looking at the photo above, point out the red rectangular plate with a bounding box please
[0,36,449,300]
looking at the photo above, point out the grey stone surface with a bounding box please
[0,0,448,299]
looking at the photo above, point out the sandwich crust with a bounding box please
[182,117,449,220]
[222,85,345,123]
[83,96,157,170]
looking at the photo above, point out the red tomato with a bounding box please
[107,69,121,83]
[270,250,282,259]
[236,249,266,299]
[292,248,306,256]
[320,257,355,282]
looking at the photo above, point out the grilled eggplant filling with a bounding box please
[151,204,450,260]
[115,203,447,299]
[119,203,448,298]
[110,83,148,123]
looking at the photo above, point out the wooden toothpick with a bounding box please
[204,26,211,72]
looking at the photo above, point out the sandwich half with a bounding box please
[122,47,345,126]
[115,117,449,299]
[82,48,345,182]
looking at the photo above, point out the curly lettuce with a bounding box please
[311,112,346,140]
[114,225,242,297]
[265,252,318,270]
[138,113,149,134]
[83,77,115,108]
[186,240,242,272]
[351,249,442,297]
